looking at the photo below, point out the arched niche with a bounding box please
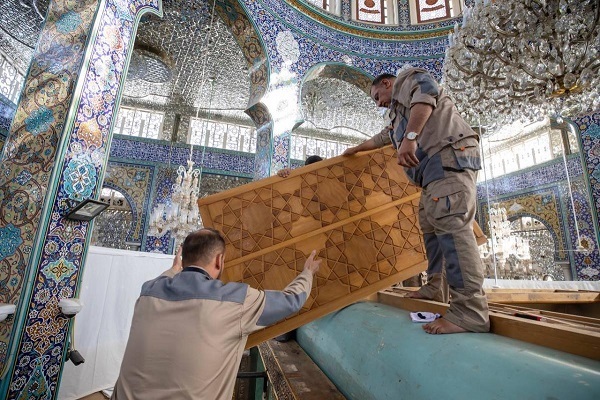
[476,116,599,281]
[293,63,384,156]
[119,0,269,141]
[90,187,137,251]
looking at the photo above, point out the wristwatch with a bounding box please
[405,131,419,141]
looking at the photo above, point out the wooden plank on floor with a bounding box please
[394,287,600,304]
[258,340,346,400]
[486,291,600,304]
[488,302,600,327]
[377,290,600,361]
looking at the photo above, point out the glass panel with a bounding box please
[132,110,148,137]
[226,124,241,151]
[477,118,598,282]
[0,54,25,103]
[146,112,163,139]
[290,134,357,161]
[91,188,135,250]
[211,123,226,148]
[114,107,164,139]
[291,136,305,160]
[307,0,327,9]
[246,128,257,153]
[356,0,385,24]
[305,137,318,157]
[115,108,136,136]
[415,0,451,23]
[189,118,257,153]
[239,127,252,153]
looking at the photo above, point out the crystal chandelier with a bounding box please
[148,158,203,244]
[443,0,600,125]
[479,205,532,279]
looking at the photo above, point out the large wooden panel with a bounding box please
[198,146,481,347]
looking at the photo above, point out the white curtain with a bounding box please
[57,246,173,400]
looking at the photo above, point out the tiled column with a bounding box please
[0,0,161,398]
[270,130,291,174]
[246,102,274,180]
[575,112,600,280]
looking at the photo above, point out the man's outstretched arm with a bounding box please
[242,250,321,335]
[343,126,391,155]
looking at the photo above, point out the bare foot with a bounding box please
[422,318,468,334]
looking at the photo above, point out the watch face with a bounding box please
[406,132,418,140]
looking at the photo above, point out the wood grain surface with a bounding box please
[198,146,484,347]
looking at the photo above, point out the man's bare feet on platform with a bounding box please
[422,318,468,334]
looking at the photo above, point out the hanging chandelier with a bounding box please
[443,0,600,125]
[148,158,203,244]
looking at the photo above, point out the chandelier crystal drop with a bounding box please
[148,159,203,244]
[443,0,600,125]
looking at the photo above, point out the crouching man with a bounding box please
[112,228,321,400]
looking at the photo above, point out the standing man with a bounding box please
[343,67,489,334]
[112,228,321,399]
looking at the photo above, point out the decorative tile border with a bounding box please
[245,102,274,179]
[270,131,291,174]
[287,0,474,34]
[575,112,600,279]
[249,0,447,77]
[275,0,459,39]
[143,165,176,254]
[0,1,102,389]
[109,135,256,177]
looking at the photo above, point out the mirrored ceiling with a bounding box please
[0,0,390,140]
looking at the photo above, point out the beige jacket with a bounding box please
[112,266,313,400]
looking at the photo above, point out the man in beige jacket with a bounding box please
[112,228,321,399]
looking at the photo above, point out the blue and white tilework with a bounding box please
[0,1,161,398]
[575,111,600,279]
[0,93,16,138]
[110,136,255,177]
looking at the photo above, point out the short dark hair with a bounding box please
[371,73,396,88]
[304,155,324,165]
[182,228,226,267]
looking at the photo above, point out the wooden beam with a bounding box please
[486,291,600,304]
[394,287,600,304]
[489,302,600,327]
[377,291,600,361]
